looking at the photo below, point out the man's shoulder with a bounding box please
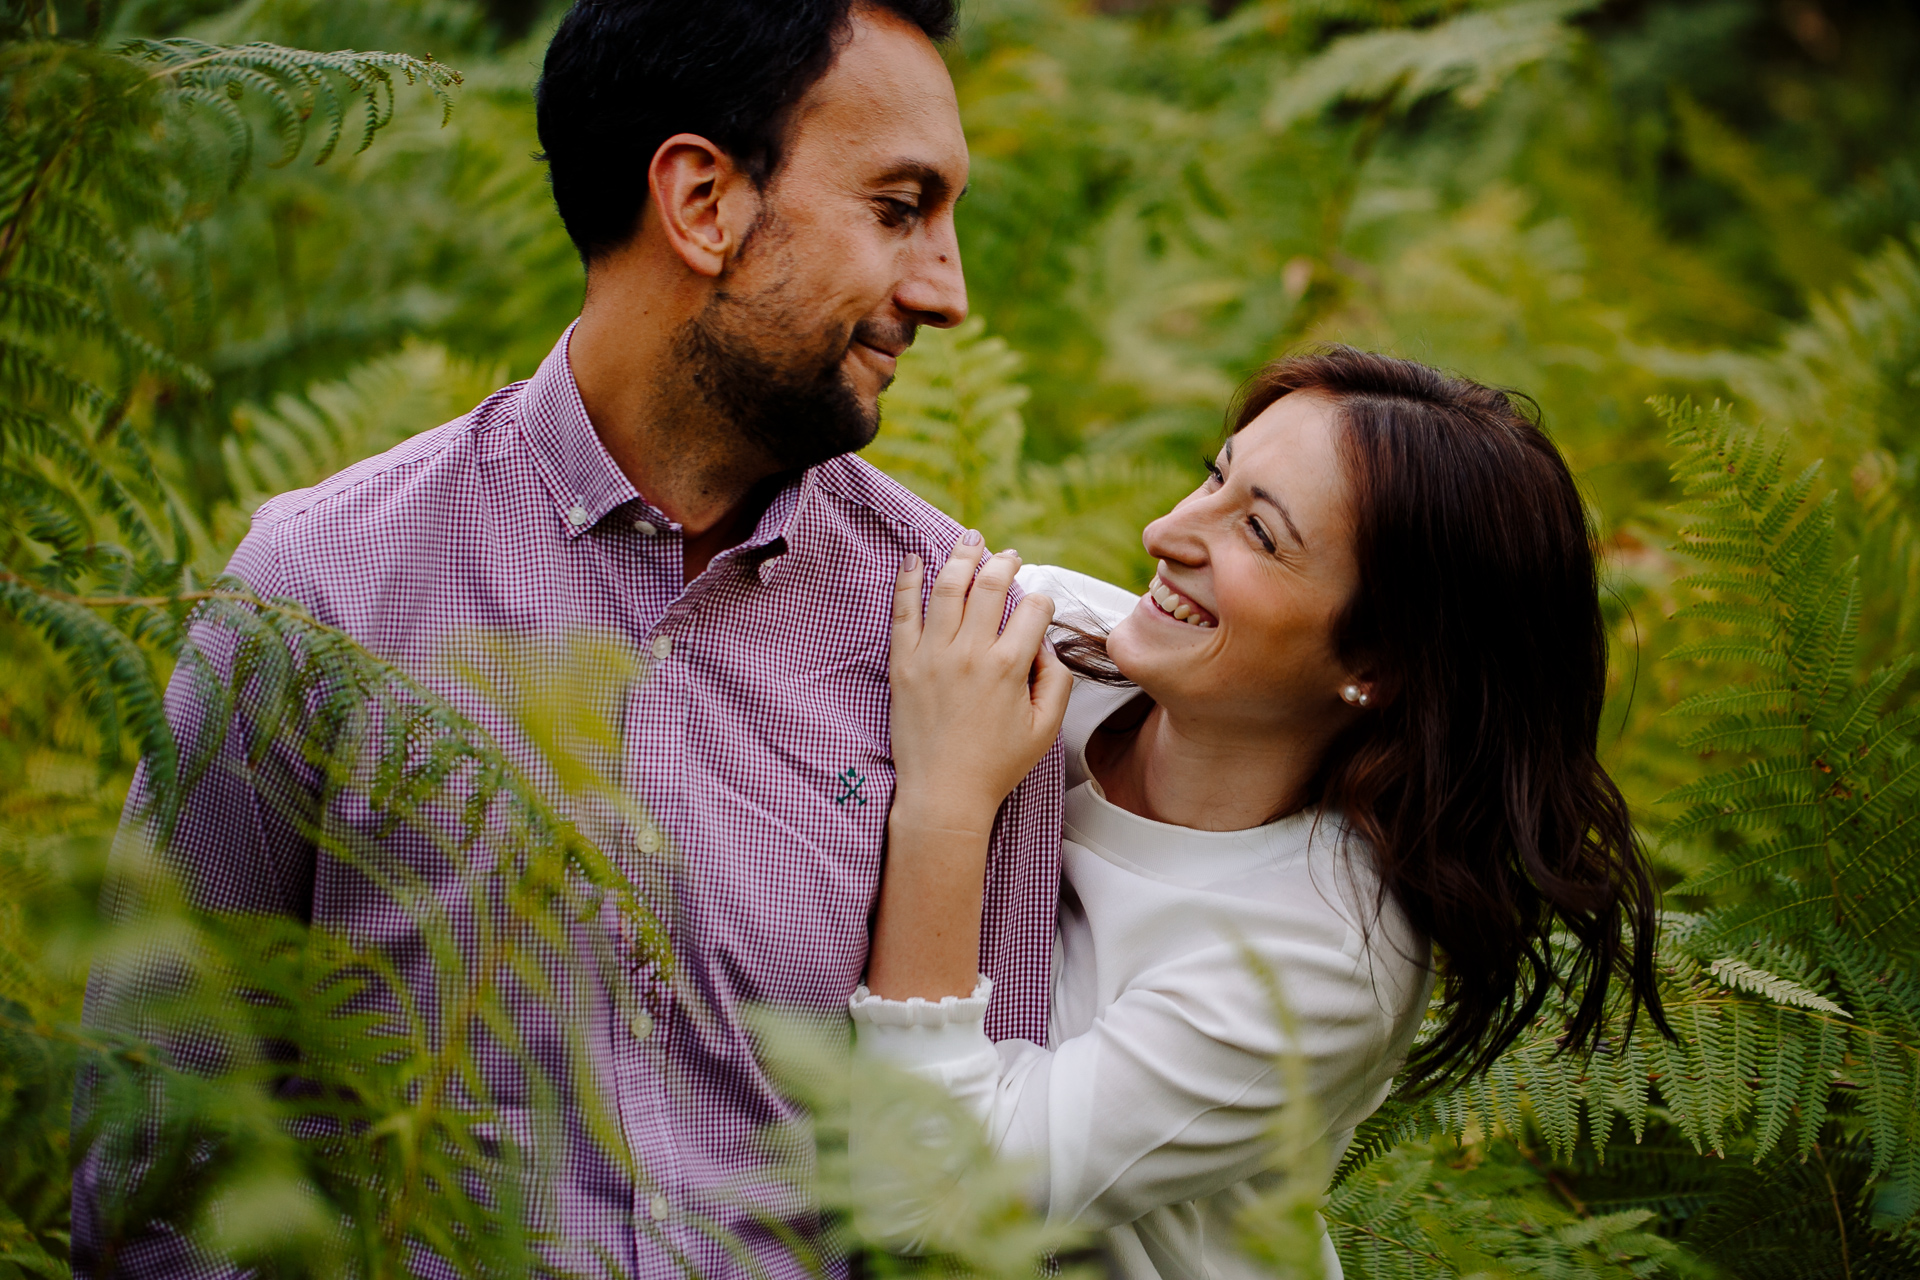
[249,383,523,542]
[807,452,963,546]
[232,382,524,593]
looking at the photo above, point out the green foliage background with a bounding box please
[3,0,1918,1277]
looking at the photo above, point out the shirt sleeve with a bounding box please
[853,930,1391,1231]
[974,591,1066,1044]
[72,518,322,1280]
[974,563,1127,1043]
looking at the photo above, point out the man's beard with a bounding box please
[673,287,906,475]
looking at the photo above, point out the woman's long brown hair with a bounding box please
[1062,346,1668,1093]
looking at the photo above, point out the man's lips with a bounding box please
[852,339,902,364]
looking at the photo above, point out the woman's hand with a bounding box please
[865,537,1071,1001]
[889,538,1073,836]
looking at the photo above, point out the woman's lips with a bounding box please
[1146,574,1216,628]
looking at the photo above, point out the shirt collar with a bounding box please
[516,323,814,569]
[518,323,645,540]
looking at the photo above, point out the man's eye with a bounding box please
[876,197,919,227]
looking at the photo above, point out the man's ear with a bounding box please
[645,133,761,278]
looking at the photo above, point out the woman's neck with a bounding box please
[1086,700,1327,832]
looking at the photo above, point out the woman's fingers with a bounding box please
[1030,643,1073,736]
[923,533,986,645]
[890,552,925,659]
[960,550,1021,646]
[994,588,1054,666]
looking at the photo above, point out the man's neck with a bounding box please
[1087,701,1327,833]
[568,281,782,583]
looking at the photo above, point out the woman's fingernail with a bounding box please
[960,529,984,546]
[998,548,1020,559]
[902,552,921,573]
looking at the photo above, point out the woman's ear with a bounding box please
[644,133,761,278]
[1337,663,1393,710]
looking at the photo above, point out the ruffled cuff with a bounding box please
[850,976,995,1072]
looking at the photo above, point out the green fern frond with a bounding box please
[1674,713,1805,753]
[1662,636,1788,670]
[1666,683,1796,720]
[1657,755,1819,811]
[1264,0,1600,131]
[0,338,110,414]
[221,342,504,520]
[1670,835,1830,898]
[1707,957,1847,1016]
[1667,598,1777,631]
[125,39,463,168]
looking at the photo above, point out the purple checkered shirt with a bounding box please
[77,328,1064,1279]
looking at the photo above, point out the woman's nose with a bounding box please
[1142,498,1209,568]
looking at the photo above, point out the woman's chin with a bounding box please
[1109,604,1203,676]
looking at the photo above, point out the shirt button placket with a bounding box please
[631,602,687,1254]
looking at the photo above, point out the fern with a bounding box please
[1,23,461,767]
[873,316,1191,589]
[1262,0,1601,131]
[1707,957,1849,1016]
[215,341,505,542]
[1327,398,1920,1277]
[71,604,663,1280]
[1328,1140,1681,1280]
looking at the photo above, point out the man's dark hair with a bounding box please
[536,0,959,264]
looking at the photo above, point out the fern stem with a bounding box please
[1321,1213,1450,1267]
[1810,1142,1853,1280]
[0,571,225,610]
[0,112,86,285]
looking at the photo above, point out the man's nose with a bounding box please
[896,220,967,329]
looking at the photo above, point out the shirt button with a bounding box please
[648,1194,670,1222]
[637,825,662,854]
[633,519,658,536]
[630,1009,653,1040]
[567,504,589,527]
[652,634,672,660]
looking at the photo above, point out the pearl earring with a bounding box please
[1341,683,1370,708]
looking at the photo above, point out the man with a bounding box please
[75,2,1063,1276]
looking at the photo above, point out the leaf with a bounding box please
[1263,0,1601,130]
[1708,957,1848,1016]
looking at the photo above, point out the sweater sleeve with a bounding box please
[853,930,1390,1232]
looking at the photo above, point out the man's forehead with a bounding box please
[789,9,967,176]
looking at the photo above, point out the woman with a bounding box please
[852,348,1665,1279]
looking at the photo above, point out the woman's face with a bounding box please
[1106,390,1363,733]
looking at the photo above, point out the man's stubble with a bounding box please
[672,214,914,476]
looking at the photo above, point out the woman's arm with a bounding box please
[857,933,1402,1229]
[866,538,1072,1000]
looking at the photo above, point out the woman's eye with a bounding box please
[1201,458,1225,488]
[1248,517,1277,554]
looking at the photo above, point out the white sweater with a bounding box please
[851,565,1434,1280]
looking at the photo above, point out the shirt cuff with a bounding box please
[850,975,994,1071]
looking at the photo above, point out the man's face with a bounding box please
[682,4,970,472]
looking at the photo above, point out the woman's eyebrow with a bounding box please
[1249,484,1306,548]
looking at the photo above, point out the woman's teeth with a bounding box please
[1148,575,1215,628]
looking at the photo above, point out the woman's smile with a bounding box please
[1143,572,1216,628]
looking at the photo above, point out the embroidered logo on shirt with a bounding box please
[833,767,867,807]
